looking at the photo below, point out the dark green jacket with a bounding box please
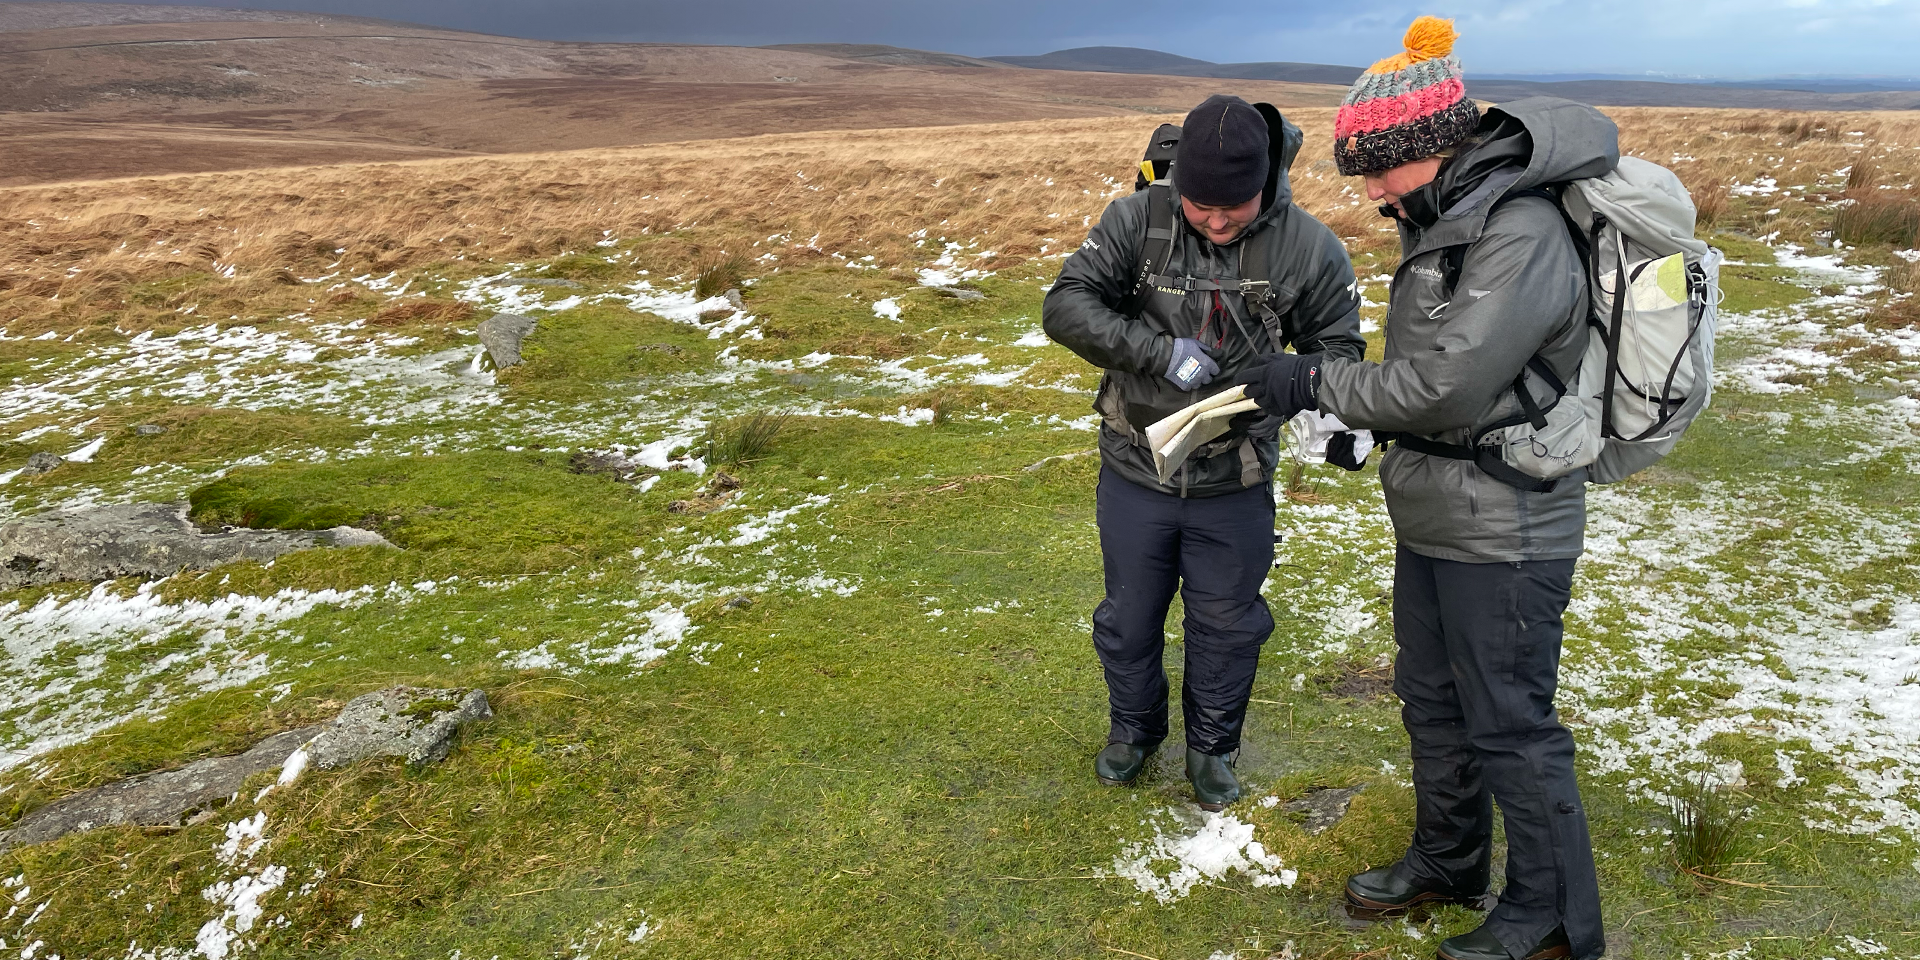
[1043,113,1366,498]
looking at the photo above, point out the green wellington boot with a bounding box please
[1437,924,1570,960]
[1095,742,1156,786]
[1185,748,1241,810]
[1344,863,1489,920]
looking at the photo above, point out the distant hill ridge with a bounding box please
[991,47,1361,85]
[989,45,1920,109]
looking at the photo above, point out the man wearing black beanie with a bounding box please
[1042,95,1365,808]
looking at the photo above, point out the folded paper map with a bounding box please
[1146,385,1262,484]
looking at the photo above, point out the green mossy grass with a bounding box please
[2,243,1917,960]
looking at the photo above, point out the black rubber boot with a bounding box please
[1095,742,1155,786]
[1185,748,1240,810]
[1438,924,1570,960]
[1344,861,1489,920]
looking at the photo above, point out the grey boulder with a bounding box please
[0,687,491,853]
[20,451,62,475]
[305,687,492,769]
[478,312,537,369]
[0,726,320,852]
[0,501,393,589]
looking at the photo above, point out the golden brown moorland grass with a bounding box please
[1,107,1917,335]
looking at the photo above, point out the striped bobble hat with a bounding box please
[1333,16,1480,177]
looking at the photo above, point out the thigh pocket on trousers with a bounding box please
[1494,576,1523,686]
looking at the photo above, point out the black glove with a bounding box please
[1232,352,1321,421]
[1326,431,1368,471]
[1164,337,1220,391]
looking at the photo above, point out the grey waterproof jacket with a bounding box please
[1318,98,1621,562]
[1044,112,1366,498]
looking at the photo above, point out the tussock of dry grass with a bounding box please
[3,108,1920,336]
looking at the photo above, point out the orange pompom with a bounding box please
[1403,16,1458,60]
[1366,15,1459,74]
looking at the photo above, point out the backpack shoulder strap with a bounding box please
[1121,182,1177,318]
[1235,218,1291,354]
[1436,184,1594,468]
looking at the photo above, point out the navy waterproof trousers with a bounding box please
[1092,467,1275,756]
[1392,545,1605,960]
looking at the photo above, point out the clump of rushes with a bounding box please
[702,411,789,468]
[1845,158,1881,193]
[1833,158,1920,247]
[1868,259,1920,330]
[1669,774,1749,891]
[693,253,749,300]
[1689,180,1727,231]
[1834,197,1920,247]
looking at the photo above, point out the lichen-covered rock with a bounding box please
[0,686,491,852]
[478,312,536,369]
[0,502,394,589]
[0,726,319,853]
[21,451,61,475]
[304,687,492,769]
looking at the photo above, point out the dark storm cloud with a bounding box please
[26,1,1920,76]
[38,0,1358,55]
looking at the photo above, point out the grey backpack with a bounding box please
[1478,157,1722,486]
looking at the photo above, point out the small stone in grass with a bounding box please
[935,286,987,302]
[21,451,61,475]
[134,424,167,436]
[1281,785,1365,836]
[477,312,536,369]
[724,596,754,611]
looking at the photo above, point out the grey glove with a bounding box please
[1163,338,1220,391]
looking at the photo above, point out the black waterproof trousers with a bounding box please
[1391,545,1604,960]
[1091,467,1275,756]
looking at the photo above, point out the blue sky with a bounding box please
[41,0,1920,78]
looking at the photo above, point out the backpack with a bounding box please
[1410,157,1722,491]
[1133,123,1181,192]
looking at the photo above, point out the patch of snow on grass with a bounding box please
[1104,807,1297,904]
[62,436,106,462]
[0,581,399,770]
[1567,483,1920,836]
[879,407,936,426]
[729,495,830,546]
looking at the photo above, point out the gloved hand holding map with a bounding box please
[1146,385,1262,484]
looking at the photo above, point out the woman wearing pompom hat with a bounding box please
[1234,16,1616,960]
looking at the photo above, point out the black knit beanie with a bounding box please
[1174,95,1270,206]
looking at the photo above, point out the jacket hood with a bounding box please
[1411,97,1619,227]
[1254,102,1305,212]
[1173,102,1304,239]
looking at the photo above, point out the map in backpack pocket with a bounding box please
[1600,253,1689,312]
[1633,253,1689,311]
